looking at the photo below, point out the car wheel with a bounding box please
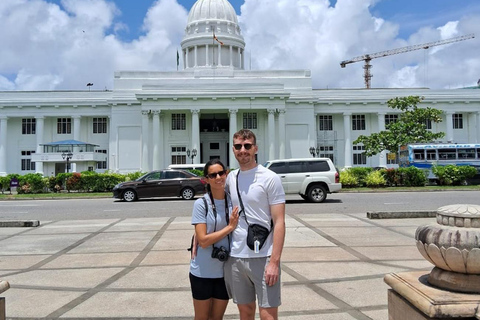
[181,187,195,200]
[123,189,137,202]
[300,194,308,201]
[307,184,327,203]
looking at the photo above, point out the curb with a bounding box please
[367,211,436,219]
[0,220,40,227]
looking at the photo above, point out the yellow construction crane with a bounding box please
[340,33,475,89]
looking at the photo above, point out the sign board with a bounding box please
[10,178,19,188]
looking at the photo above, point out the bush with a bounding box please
[398,167,427,187]
[347,167,373,186]
[339,169,359,188]
[432,165,477,186]
[18,173,46,193]
[365,170,387,188]
[66,173,82,191]
[383,168,401,186]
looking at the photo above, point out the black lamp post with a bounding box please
[309,146,320,158]
[186,148,197,164]
[62,151,73,173]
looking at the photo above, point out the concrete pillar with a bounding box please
[267,109,276,160]
[343,113,352,167]
[141,110,150,172]
[152,110,161,170]
[206,44,210,66]
[476,112,480,143]
[377,113,387,168]
[446,111,454,142]
[238,47,241,69]
[194,45,198,67]
[278,109,286,159]
[217,44,222,66]
[35,116,44,175]
[0,117,8,176]
[229,109,238,168]
[229,45,233,67]
[72,116,81,172]
[185,48,189,69]
[191,109,200,164]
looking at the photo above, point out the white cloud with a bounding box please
[0,0,479,90]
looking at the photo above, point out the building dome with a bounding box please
[181,0,245,70]
[187,0,238,25]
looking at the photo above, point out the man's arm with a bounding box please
[264,202,285,286]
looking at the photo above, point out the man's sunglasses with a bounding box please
[233,143,254,150]
[206,170,227,179]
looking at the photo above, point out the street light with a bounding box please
[186,148,197,164]
[61,151,73,173]
[309,146,320,158]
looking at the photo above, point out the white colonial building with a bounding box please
[0,0,480,176]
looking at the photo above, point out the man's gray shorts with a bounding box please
[224,256,281,308]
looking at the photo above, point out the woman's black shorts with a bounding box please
[189,273,229,300]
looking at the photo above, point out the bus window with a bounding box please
[414,150,425,160]
[438,149,456,160]
[458,148,476,159]
[426,150,436,160]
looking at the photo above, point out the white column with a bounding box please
[194,45,198,67]
[476,112,480,143]
[141,110,150,172]
[377,113,387,168]
[191,109,200,164]
[72,116,81,173]
[229,45,233,67]
[343,113,352,168]
[218,44,222,66]
[35,116,44,175]
[0,117,8,176]
[278,109,286,159]
[267,109,276,160]
[446,111,454,142]
[152,110,161,170]
[206,44,210,66]
[185,48,189,69]
[238,47,241,69]
[229,109,238,168]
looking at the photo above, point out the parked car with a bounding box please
[263,158,341,203]
[167,163,206,171]
[113,169,206,202]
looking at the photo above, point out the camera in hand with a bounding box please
[211,246,230,262]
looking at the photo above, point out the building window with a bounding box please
[385,114,398,127]
[22,118,36,135]
[424,119,432,130]
[318,115,333,131]
[93,118,107,134]
[171,146,187,164]
[317,146,334,162]
[21,151,35,171]
[353,145,367,165]
[453,114,463,129]
[386,152,398,165]
[352,115,366,131]
[243,113,257,129]
[95,149,107,169]
[57,118,71,134]
[172,114,186,130]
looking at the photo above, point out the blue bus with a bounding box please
[398,143,480,180]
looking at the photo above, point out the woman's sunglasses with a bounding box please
[233,143,254,150]
[206,170,227,179]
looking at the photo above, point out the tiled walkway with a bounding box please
[0,213,435,319]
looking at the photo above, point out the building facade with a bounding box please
[1,0,480,176]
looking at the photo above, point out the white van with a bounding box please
[167,164,206,171]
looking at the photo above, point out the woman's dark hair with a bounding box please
[203,158,227,195]
[203,158,226,177]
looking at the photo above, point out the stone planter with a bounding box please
[415,204,480,293]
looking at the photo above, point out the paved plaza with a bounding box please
[0,211,435,319]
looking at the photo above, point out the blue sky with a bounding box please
[1,0,479,90]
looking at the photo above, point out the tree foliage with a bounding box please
[353,96,445,156]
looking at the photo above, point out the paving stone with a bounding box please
[40,252,139,269]
[0,233,89,255]
[285,227,337,247]
[140,250,191,265]
[105,217,169,232]
[68,231,157,253]
[107,265,190,289]
[0,255,49,270]
[282,247,359,262]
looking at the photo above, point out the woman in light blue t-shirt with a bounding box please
[189,159,239,320]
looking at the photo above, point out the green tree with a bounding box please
[353,96,445,156]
